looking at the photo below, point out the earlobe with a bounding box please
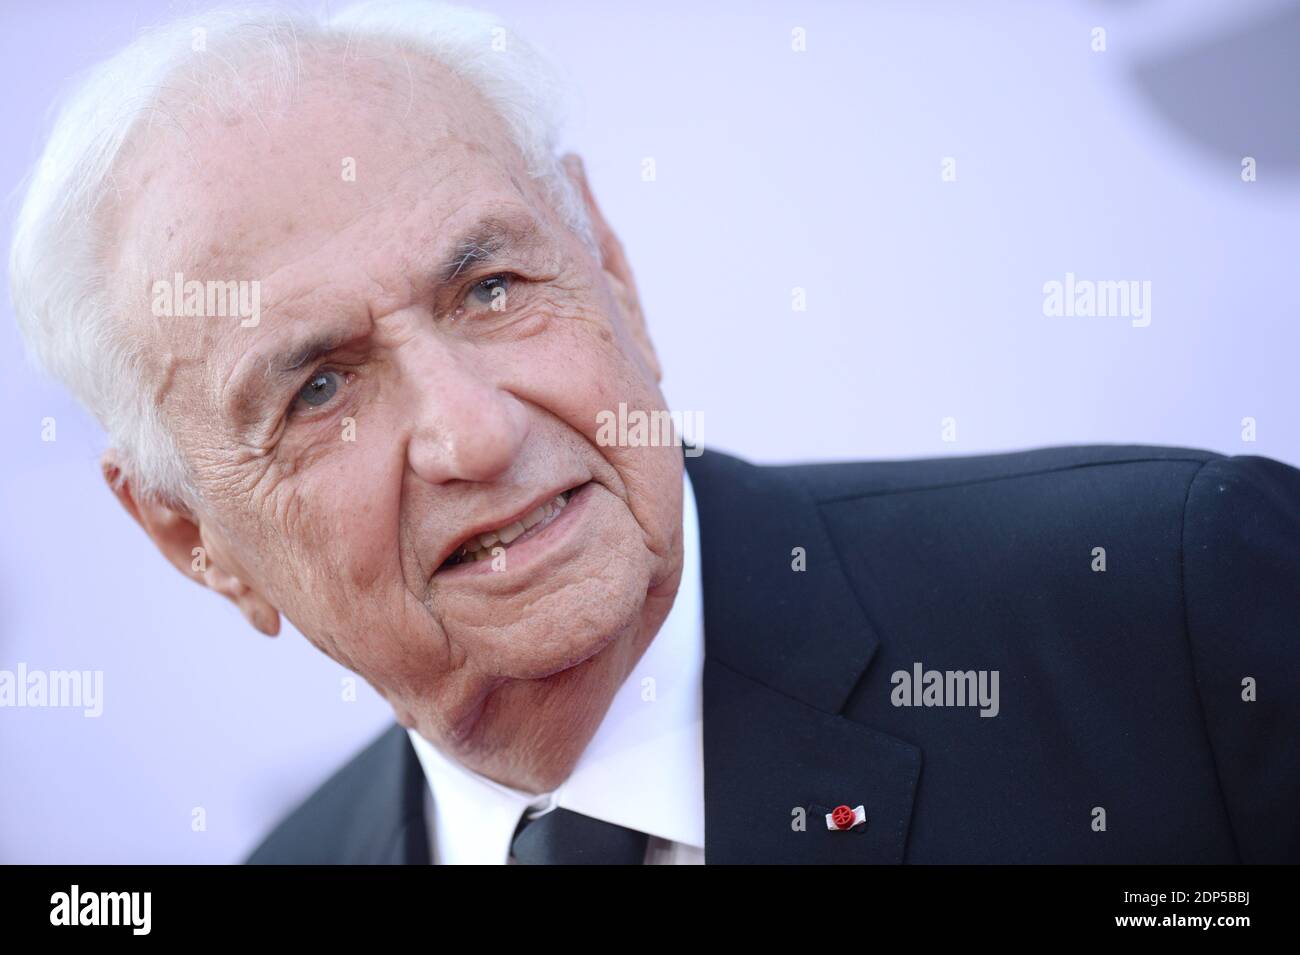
[201,561,282,637]
[100,450,282,637]
[231,592,282,637]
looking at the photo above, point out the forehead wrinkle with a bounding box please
[153,349,207,410]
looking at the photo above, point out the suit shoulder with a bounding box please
[778,444,1222,503]
[1181,453,1300,862]
[245,723,420,865]
[1183,453,1300,541]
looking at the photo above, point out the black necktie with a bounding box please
[510,807,649,865]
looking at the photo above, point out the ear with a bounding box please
[101,451,281,637]
[561,153,661,383]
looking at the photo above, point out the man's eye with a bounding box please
[467,273,512,309]
[293,370,341,412]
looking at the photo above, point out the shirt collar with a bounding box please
[408,467,705,863]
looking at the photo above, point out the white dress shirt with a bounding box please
[407,469,706,864]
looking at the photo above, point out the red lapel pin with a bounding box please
[826,804,866,831]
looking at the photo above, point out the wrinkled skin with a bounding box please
[103,44,684,792]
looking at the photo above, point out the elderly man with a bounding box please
[11,1,1300,865]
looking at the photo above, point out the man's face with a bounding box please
[109,47,684,791]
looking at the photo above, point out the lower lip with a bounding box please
[435,482,593,580]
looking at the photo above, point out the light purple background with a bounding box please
[2,0,1297,863]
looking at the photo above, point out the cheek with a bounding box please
[607,441,684,573]
[551,320,681,530]
[523,312,665,448]
[507,309,682,558]
[255,447,407,639]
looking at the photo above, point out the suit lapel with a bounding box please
[686,450,922,863]
[387,735,432,864]
[340,724,431,864]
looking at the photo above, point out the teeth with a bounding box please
[448,490,575,567]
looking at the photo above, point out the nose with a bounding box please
[403,339,530,485]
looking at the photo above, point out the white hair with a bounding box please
[10,0,592,505]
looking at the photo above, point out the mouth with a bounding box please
[437,482,587,573]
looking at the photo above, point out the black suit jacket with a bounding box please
[247,445,1300,863]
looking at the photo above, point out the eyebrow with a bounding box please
[438,212,548,282]
[441,230,510,283]
[224,213,545,423]
[224,326,359,427]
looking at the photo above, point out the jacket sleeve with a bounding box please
[1182,454,1300,863]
